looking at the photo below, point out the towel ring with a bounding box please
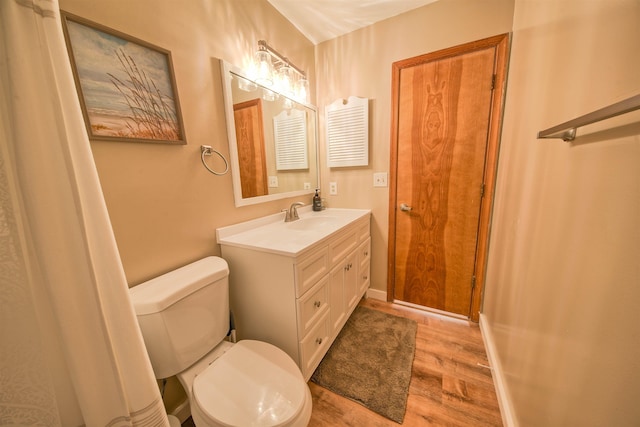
[200,145,229,176]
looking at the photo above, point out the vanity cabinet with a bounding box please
[217,209,370,380]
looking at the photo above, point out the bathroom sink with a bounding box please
[286,216,338,230]
[216,207,371,256]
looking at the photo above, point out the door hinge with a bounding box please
[471,275,476,290]
[491,74,496,90]
[480,183,485,198]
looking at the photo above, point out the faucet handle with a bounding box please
[282,208,291,222]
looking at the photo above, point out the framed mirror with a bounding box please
[220,60,319,207]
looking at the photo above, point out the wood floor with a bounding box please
[308,298,503,426]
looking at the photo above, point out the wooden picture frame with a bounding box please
[61,12,186,144]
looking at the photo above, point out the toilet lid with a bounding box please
[193,340,307,427]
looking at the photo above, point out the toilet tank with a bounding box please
[129,257,230,379]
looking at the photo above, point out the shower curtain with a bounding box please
[0,0,169,425]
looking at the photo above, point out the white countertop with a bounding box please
[216,207,371,256]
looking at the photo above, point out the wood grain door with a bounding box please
[233,99,268,198]
[388,34,509,320]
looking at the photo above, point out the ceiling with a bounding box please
[267,0,438,45]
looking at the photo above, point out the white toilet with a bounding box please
[129,256,312,427]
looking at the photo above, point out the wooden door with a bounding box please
[388,34,509,321]
[233,99,268,198]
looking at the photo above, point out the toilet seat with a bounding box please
[192,340,308,427]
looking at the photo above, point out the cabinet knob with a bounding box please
[363,275,368,280]
[364,251,369,256]
[316,337,323,345]
[314,300,321,308]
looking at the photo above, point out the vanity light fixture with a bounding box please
[236,75,257,92]
[279,63,295,97]
[252,40,309,103]
[254,44,274,87]
[262,88,277,102]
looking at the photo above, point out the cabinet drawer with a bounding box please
[296,276,329,337]
[295,246,329,297]
[328,230,358,268]
[300,312,330,378]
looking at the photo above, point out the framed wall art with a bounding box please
[61,12,186,144]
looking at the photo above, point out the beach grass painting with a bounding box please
[61,13,185,144]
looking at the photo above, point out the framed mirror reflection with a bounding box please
[220,60,319,207]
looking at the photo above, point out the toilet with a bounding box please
[129,256,312,427]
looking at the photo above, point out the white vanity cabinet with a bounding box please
[216,208,371,380]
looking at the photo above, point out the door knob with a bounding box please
[400,203,412,212]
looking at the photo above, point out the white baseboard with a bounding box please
[479,313,517,427]
[170,399,191,424]
[366,288,387,301]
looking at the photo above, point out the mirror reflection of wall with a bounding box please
[221,61,319,207]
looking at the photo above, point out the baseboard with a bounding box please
[366,288,387,301]
[479,313,517,427]
[170,399,191,424]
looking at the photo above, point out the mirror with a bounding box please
[220,60,319,207]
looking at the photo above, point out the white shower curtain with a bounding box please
[0,0,169,425]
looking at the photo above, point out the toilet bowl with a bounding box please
[188,341,312,427]
[129,257,312,427]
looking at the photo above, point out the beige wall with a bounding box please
[315,0,514,293]
[483,0,640,425]
[59,0,315,285]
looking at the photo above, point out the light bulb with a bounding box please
[278,65,295,97]
[254,50,273,87]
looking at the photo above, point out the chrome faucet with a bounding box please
[282,202,304,222]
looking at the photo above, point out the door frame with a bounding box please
[387,33,510,322]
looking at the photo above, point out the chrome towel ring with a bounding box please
[200,145,229,176]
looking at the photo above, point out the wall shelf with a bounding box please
[537,94,640,141]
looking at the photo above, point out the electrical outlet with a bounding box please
[329,182,338,195]
[268,176,279,188]
[373,172,388,187]
[303,182,311,190]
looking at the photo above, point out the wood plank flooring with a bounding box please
[308,298,503,426]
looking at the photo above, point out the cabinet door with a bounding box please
[344,251,359,313]
[328,262,345,337]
